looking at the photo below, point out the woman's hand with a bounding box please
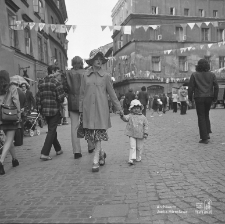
[119,110,124,117]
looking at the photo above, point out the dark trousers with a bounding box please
[142,105,147,116]
[173,102,177,112]
[41,112,61,156]
[195,97,212,140]
[180,101,187,115]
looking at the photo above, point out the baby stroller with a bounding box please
[24,111,42,137]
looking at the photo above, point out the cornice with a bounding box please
[5,0,20,13]
[22,14,33,22]
[20,0,29,8]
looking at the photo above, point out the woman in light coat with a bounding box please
[0,70,21,175]
[79,49,123,172]
[65,56,95,159]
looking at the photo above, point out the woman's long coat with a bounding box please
[79,67,121,130]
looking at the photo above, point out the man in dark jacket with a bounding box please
[21,83,36,112]
[124,88,135,115]
[161,93,167,114]
[188,59,219,144]
[138,86,149,116]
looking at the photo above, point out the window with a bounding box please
[44,40,48,63]
[204,56,212,69]
[184,8,189,16]
[51,16,54,24]
[152,6,158,15]
[199,9,205,17]
[213,10,218,17]
[59,52,62,69]
[201,28,210,41]
[176,27,184,41]
[217,29,225,41]
[37,36,43,61]
[8,12,18,48]
[219,56,225,68]
[118,35,123,49]
[24,28,32,55]
[179,56,188,72]
[33,0,44,20]
[170,7,175,15]
[56,0,60,9]
[152,56,161,72]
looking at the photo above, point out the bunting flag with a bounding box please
[28,22,34,30]
[212,21,218,27]
[143,25,149,31]
[39,23,45,31]
[101,26,107,31]
[51,24,56,32]
[188,23,195,29]
[208,43,213,48]
[205,22,211,26]
[114,26,121,31]
[150,25,158,30]
[66,25,72,33]
[196,23,202,28]
[109,26,114,31]
[168,50,172,54]
[200,45,204,49]
[187,47,192,51]
[72,25,77,32]
[123,26,131,34]
[23,22,29,28]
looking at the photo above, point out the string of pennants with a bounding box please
[11,20,224,34]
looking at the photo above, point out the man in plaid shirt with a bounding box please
[36,65,66,160]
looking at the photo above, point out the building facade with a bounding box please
[111,0,225,97]
[0,0,68,95]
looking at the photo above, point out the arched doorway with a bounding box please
[147,85,164,97]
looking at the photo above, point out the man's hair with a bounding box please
[47,65,60,75]
[196,59,210,72]
[141,86,146,91]
[72,56,83,69]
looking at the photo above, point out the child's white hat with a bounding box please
[129,99,144,111]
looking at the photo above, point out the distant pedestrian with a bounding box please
[0,70,21,175]
[80,49,123,172]
[124,88,135,115]
[120,95,125,111]
[178,86,188,115]
[172,92,178,113]
[161,93,167,114]
[150,95,162,117]
[120,100,148,165]
[65,56,95,159]
[137,86,149,116]
[188,59,219,144]
[37,65,66,160]
[21,83,36,112]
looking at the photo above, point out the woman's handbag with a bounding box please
[1,91,18,122]
[77,114,85,138]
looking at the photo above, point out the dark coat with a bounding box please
[124,91,135,106]
[17,88,27,109]
[138,91,148,106]
[188,71,219,101]
[65,69,84,112]
[25,90,36,111]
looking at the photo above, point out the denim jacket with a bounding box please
[121,113,148,139]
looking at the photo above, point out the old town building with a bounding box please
[0,0,68,95]
[111,0,225,97]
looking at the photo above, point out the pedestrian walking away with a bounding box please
[161,93,167,114]
[172,92,178,113]
[150,95,162,117]
[65,56,95,159]
[80,49,123,172]
[137,86,149,116]
[188,59,219,144]
[0,70,21,175]
[124,88,135,115]
[36,65,66,161]
[120,99,148,165]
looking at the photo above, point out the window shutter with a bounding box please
[173,8,175,15]
[156,7,158,15]
[159,60,161,71]
[222,30,225,41]
[202,10,205,17]
[33,0,39,12]
[185,60,188,71]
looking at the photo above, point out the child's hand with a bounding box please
[143,133,148,139]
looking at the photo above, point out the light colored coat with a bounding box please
[79,67,121,129]
[121,113,148,139]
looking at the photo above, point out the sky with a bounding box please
[65,0,118,68]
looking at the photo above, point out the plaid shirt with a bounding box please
[36,75,65,116]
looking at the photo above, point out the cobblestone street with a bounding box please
[1,109,225,224]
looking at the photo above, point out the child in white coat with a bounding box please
[120,99,149,165]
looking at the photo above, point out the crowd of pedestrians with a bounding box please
[0,57,219,175]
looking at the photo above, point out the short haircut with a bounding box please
[72,56,83,69]
[141,86,146,91]
[196,59,210,72]
[47,65,60,75]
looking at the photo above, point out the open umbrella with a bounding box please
[10,75,29,86]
